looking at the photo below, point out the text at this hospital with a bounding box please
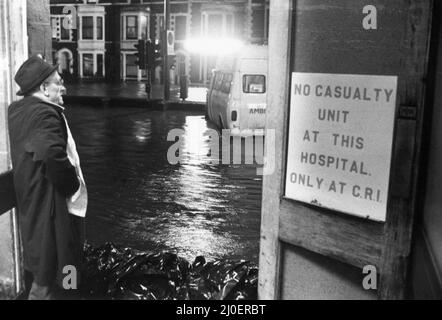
[285,73,398,222]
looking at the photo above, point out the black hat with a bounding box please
[14,55,59,96]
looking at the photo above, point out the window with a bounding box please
[252,9,265,39]
[61,20,71,40]
[155,15,165,40]
[221,74,233,94]
[174,16,187,41]
[82,17,94,40]
[140,15,148,40]
[243,75,266,94]
[97,17,103,40]
[126,16,138,40]
[61,28,70,40]
[207,14,223,37]
[83,54,94,77]
[126,54,138,78]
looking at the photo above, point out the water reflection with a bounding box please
[133,119,152,143]
[65,106,263,263]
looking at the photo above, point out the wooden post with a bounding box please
[258,0,292,300]
[0,0,28,300]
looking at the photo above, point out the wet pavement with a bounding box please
[65,105,263,264]
[66,82,208,104]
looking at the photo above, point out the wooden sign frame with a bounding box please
[259,0,433,300]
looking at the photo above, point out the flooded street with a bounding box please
[65,105,263,264]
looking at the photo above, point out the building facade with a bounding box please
[49,0,269,85]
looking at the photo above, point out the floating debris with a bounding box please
[81,243,258,300]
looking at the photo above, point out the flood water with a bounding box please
[65,106,263,264]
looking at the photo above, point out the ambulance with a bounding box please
[206,45,268,135]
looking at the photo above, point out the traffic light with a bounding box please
[154,39,163,67]
[134,39,146,70]
[146,40,155,69]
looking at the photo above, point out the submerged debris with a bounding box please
[81,243,258,300]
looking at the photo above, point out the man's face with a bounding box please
[44,72,67,105]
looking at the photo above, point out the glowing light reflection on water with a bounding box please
[66,107,263,263]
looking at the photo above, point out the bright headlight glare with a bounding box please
[184,37,243,55]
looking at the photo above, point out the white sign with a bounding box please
[167,30,175,55]
[285,73,398,222]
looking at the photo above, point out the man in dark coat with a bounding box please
[8,56,87,299]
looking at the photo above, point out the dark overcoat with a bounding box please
[8,96,84,287]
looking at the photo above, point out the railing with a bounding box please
[0,171,16,216]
